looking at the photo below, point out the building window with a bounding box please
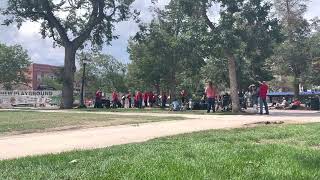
[37,73,42,81]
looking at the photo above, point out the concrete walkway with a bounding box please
[0,110,319,160]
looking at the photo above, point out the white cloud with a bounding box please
[305,0,320,20]
[0,20,65,65]
[0,0,168,65]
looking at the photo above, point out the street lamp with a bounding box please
[79,55,90,108]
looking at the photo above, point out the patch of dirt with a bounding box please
[244,121,285,127]
[308,144,320,150]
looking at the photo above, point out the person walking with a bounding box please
[259,81,269,115]
[205,81,218,113]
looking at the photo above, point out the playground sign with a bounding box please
[0,90,61,108]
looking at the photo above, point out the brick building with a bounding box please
[27,63,62,90]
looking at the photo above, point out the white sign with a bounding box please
[0,90,62,108]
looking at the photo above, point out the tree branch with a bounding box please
[72,0,110,48]
[201,1,215,30]
[41,0,70,45]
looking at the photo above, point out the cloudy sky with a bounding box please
[0,0,319,66]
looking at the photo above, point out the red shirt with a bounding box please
[95,91,102,100]
[136,91,143,100]
[143,92,149,101]
[259,84,268,99]
[205,86,216,98]
[112,92,118,101]
[181,90,187,97]
[127,93,131,99]
[293,100,301,106]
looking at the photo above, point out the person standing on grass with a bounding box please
[161,92,167,108]
[222,93,230,111]
[136,90,143,109]
[205,81,218,113]
[127,90,132,108]
[121,94,126,108]
[259,81,269,115]
[180,89,187,105]
[134,91,138,108]
[94,89,102,108]
[112,90,119,108]
[143,91,149,107]
[149,91,155,107]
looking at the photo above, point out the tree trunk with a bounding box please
[225,52,240,113]
[293,76,300,98]
[61,45,76,109]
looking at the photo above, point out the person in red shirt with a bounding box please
[205,81,218,113]
[134,91,138,108]
[259,81,269,115]
[94,89,103,108]
[290,99,301,110]
[143,91,149,107]
[112,90,119,108]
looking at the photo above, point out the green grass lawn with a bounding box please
[0,111,184,135]
[1,123,320,179]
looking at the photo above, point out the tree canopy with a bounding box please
[0,43,31,90]
[131,0,282,112]
[128,1,206,97]
[272,0,313,97]
[77,52,128,96]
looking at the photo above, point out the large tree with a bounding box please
[1,0,135,108]
[0,43,31,90]
[273,0,311,97]
[306,31,320,87]
[177,0,281,112]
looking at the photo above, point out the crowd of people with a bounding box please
[94,89,168,109]
[202,81,270,115]
[272,97,302,110]
[93,80,271,115]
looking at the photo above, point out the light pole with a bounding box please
[79,55,89,108]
